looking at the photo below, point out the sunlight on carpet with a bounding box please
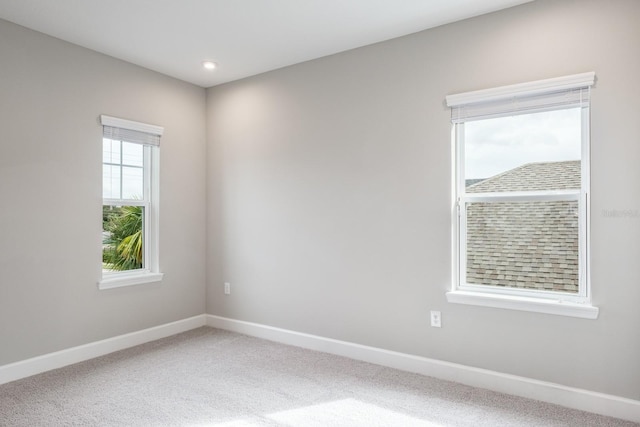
[188,398,443,426]
[267,398,442,426]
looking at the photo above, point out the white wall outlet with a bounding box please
[224,282,231,295]
[430,310,442,328]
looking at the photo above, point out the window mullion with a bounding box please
[462,191,580,203]
[103,199,146,207]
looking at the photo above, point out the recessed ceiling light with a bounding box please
[202,61,217,70]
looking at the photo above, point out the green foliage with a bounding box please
[102,205,143,271]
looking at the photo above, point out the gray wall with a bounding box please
[0,19,207,365]
[206,0,640,400]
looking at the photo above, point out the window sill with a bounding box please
[98,271,164,290]
[446,290,599,319]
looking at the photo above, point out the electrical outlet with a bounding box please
[224,282,231,295]
[430,310,442,328]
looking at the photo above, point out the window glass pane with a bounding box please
[122,142,143,167]
[464,108,582,192]
[102,165,121,199]
[102,138,121,164]
[122,166,143,200]
[102,205,144,272]
[466,200,579,293]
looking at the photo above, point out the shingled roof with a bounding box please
[465,161,580,293]
[467,160,581,193]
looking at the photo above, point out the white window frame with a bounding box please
[445,73,598,319]
[99,115,163,290]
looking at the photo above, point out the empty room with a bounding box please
[1,0,639,425]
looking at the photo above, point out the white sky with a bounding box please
[464,108,582,179]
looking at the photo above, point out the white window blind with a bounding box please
[100,115,163,146]
[446,72,595,123]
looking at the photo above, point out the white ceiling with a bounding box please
[0,0,533,88]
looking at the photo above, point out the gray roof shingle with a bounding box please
[467,160,581,193]
[465,161,580,293]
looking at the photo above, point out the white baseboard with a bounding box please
[0,314,206,386]
[206,314,640,424]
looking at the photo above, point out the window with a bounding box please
[445,73,598,319]
[99,115,163,289]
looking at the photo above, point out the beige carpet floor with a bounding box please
[0,327,636,426]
